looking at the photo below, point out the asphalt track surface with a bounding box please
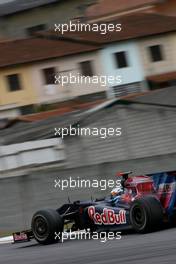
[0,228,176,264]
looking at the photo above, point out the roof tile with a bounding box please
[0,37,100,68]
[86,0,161,18]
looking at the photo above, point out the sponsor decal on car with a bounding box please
[88,206,126,225]
[158,182,176,194]
[13,232,28,242]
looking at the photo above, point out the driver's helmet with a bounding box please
[110,187,123,203]
[111,186,123,197]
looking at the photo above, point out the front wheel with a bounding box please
[31,209,63,245]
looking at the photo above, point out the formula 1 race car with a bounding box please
[13,171,176,245]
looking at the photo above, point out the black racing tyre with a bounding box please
[130,196,163,233]
[31,209,63,245]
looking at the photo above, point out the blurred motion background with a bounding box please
[0,0,176,234]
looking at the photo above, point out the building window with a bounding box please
[6,74,22,92]
[20,105,35,115]
[114,51,128,68]
[79,61,94,76]
[26,24,46,36]
[42,67,56,85]
[149,45,163,62]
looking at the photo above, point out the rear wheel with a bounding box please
[130,196,163,233]
[31,209,63,245]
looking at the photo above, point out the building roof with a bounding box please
[86,0,162,19]
[147,71,176,83]
[0,99,105,144]
[0,87,175,145]
[1,13,176,68]
[0,0,60,16]
[43,13,176,45]
[0,37,100,68]
[130,86,176,107]
[17,99,105,122]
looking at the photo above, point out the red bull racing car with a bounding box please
[13,171,176,245]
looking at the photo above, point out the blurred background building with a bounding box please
[0,0,95,38]
[0,0,176,233]
[86,0,176,22]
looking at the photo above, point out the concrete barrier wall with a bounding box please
[0,138,64,171]
[0,152,176,232]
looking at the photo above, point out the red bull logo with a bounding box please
[88,206,126,225]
